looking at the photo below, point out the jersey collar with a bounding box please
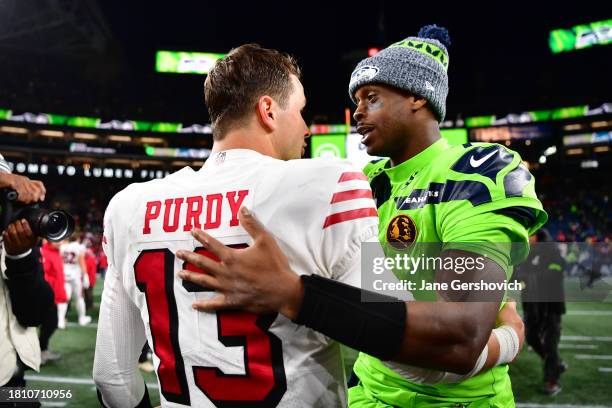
[383,138,450,182]
[201,149,265,170]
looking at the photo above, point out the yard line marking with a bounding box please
[567,311,612,316]
[574,354,612,360]
[25,375,93,385]
[599,367,612,373]
[25,374,158,389]
[562,336,612,342]
[65,322,97,329]
[559,344,598,349]
[40,403,67,407]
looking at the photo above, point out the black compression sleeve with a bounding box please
[293,274,406,360]
[4,247,54,327]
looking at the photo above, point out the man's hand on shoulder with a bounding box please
[176,207,304,319]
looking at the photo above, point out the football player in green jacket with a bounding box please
[177,26,547,407]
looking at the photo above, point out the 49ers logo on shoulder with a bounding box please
[386,214,417,249]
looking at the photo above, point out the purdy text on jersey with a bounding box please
[142,189,249,234]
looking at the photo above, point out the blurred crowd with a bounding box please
[542,188,611,243]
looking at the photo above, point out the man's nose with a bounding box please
[353,105,365,122]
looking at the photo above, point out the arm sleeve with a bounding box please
[93,263,148,407]
[3,247,54,327]
[93,195,149,408]
[319,162,379,287]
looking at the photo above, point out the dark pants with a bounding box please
[0,360,40,407]
[39,303,58,351]
[523,302,563,382]
[139,343,151,363]
[84,287,94,312]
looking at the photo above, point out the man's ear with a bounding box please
[257,95,277,131]
[409,95,427,111]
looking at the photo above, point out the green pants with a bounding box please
[349,356,515,408]
[349,382,515,407]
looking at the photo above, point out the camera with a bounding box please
[1,189,75,242]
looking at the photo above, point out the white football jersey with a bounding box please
[94,149,379,408]
[59,241,85,281]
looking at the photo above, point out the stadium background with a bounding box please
[0,1,610,407]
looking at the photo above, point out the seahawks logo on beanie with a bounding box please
[349,66,379,89]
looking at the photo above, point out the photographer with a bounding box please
[0,157,54,399]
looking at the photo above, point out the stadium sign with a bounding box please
[144,146,211,159]
[6,161,170,180]
[69,143,117,155]
[0,109,212,134]
[311,135,346,158]
[156,50,226,74]
[549,19,611,53]
[464,103,612,128]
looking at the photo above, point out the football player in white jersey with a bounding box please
[94,44,381,407]
[58,235,92,328]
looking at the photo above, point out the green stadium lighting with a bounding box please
[549,19,612,54]
[311,134,346,158]
[0,109,11,120]
[465,115,495,128]
[155,50,225,74]
[67,116,101,128]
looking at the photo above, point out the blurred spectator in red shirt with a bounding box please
[39,240,66,363]
[41,241,67,304]
[98,249,108,280]
[84,242,98,311]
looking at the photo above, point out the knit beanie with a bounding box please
[348,24,451,122]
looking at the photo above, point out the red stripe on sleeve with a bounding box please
[338,172,368,182]
[323,208,378,228]
[330,189,373,204]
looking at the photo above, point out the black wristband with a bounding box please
[293,274,406,360]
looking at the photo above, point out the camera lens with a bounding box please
[6,204,76,242]
[41,210,75,242]
[47,213,65,237]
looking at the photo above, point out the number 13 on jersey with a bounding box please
[134,246,287,407]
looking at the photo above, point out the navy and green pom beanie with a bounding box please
[348,24,451,122]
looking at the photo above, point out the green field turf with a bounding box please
[26,278,612,407]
